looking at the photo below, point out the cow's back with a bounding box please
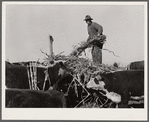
[6,89,66,108]
[101,71,144,96]
[127,61,144,70]
[6,65,47,90]
[6,67,29,89]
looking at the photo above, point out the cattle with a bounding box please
[6,61,72,91]
[6,89,66,108]
[6,61,83,108]
[86,70,144,108]
[127,61,144,70]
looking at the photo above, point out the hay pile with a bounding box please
[54,55,118,84]
[70,35,106,57]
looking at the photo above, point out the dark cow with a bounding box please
[65,84,84,108]
[87,70,144,108]
[6,66,30,89]
[127,61,144,70]
[6,89,66,108]
[6,61,72,91]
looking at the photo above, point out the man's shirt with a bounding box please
[87,22,103,40]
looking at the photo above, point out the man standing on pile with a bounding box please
[84,15,105,65]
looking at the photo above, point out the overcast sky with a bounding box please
[4,2,147,65]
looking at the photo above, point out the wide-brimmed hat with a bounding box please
[84,15,93,21]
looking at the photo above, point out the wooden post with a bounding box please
[91,46,102,65]
[91,42,103,65]
[49,35,54,62]
[27,64,32,89]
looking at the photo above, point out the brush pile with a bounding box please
[54,55,119,84]
[70,34,106,57]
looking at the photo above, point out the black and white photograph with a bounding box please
[2,1,148,121]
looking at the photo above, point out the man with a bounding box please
[84,15,105,65]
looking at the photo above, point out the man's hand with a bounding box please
[97,33,101,37]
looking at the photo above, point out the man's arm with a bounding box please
[87,36,91,42]
[94,22,103,35]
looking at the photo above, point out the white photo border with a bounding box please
[2,1,148,121]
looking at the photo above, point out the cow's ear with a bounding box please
[100,74,105,81]
[94,78,99,84]
[50,61,54,64]
[59,62,64,68]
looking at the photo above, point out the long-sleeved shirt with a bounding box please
[87,22,103,41]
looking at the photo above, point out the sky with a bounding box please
[4,2,147,65]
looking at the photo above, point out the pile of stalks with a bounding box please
[54,54,119,84]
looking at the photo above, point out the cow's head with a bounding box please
[47,61,70,83]
[86,76,105,90]
[37,60,72,91]
[57,61,71,80]
[86,75,121,104]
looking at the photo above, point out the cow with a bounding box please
[6,66,30,89]
[65,83,84,108]
[86,70,144,108]
[6,89,66,108]
[126,61,144,70]
[6,60,72,91]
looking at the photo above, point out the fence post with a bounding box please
[49,35,54,63]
